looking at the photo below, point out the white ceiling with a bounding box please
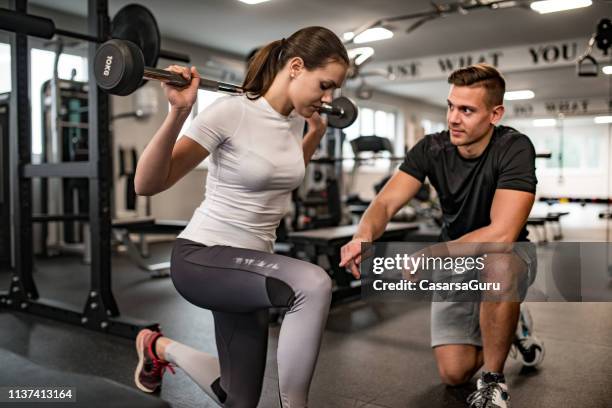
[16,0,612,106]
[24,0,610,59]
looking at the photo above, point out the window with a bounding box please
[421,119,445,135]
[503,116,607,173]
[342,106,399,171]
[0,43,10,94]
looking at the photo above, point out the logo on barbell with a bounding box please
[103,55,113,77]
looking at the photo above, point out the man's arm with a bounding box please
[340,171,423,277]
[355,171,423,240]
[455,189,535,244]
[419,189,534,261]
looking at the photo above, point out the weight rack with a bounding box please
[0,0,157,339]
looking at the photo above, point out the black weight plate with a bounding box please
[111,4,160,90]
[327,96,358,129]
[119,40,147,95]
[94,40,145,96]
[94,40,127,93]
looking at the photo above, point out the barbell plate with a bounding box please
[94,39,145,96]
[327,96,358,129]
[111,4,160,90]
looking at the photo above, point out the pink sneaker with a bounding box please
[134,329,175,393]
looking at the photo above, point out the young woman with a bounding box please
[133,26,349,408]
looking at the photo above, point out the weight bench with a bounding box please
[111,218,187,276]
[527,217,548,244]
[527,212,569,244]
[545,211,569,240]
[287,222,419,303]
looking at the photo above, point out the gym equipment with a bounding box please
[111,4,161,70]
[540,196,612,206]
[347,135,403,192]
[527,212,570,244]
[0,93,9,270]
[595,18,611,55]
[325,96,358,129]
[112,218,188,276]
[576,18,612,77]
[0,4,190,76]
[2,0,157,340]
[93,39,359,128]
[39,77,90,252]
[287,222,419,303]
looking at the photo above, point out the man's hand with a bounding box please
[340,236,370,279]
[401,247,431,281]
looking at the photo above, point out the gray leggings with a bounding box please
[169,238,332,408]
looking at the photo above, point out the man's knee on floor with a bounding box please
[438,365,474,386]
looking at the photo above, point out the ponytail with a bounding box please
[242,26,349,100]
[243,39,285,100]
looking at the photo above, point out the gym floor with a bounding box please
[0,240,610,408]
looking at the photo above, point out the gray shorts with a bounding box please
[430,243,537,348]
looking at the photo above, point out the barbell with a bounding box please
[0,4,190,84]
[94,39,358,129]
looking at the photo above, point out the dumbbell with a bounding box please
[93,39,358,128]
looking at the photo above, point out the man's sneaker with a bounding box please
[134,329,175,393]
[510,304,545,367]
[467,372,510,408]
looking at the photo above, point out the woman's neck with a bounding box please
[263,75,293,116]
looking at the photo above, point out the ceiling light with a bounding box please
[491,1,519,9]
[347,47,375,66]
[353,27,394,44]
[533,118,557,127]
[238,0,271,4]
[343,32,355,41]
[603,65,612,75]
[594,116,612,124]
[530,0,592,14]
[504,90,535,100]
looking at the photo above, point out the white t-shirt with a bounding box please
[177,94,306,253]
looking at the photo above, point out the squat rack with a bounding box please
[0,0,157,339]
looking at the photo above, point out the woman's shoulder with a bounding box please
[196,95,246,124]
[205,94,244,111]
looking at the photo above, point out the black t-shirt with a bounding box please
[399,125,537,241]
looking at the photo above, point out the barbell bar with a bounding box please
[94,39,358,129]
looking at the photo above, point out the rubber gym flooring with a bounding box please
[0,242,611,407]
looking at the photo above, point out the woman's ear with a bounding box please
[288,57,305,78]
